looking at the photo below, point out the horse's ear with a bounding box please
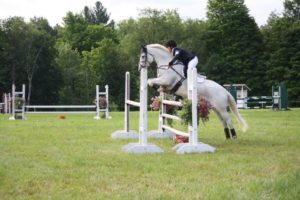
[141,45,147,53]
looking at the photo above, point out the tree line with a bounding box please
[0,0,299,109]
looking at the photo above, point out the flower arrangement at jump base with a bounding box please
[150,95,211,143]
[14,97,25,109]
[174,96,211,144]
[94,96,107,118]
[180,96,211,126]
[150,96,177,126]
[98,96,107,109]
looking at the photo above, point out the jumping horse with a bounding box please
[138,44,248,139]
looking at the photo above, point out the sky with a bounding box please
[0,0,285,27]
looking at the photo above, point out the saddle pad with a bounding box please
[197,75,206,83]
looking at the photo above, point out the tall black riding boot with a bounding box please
[224,128,231,139]
[230,128,237,139]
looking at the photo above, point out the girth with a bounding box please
[170,77,186,93]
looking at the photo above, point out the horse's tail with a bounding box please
[227,91,249,132]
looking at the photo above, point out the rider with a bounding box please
[164,40,198,78]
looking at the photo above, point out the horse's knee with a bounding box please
[147,79,153,87]
[158,86,166,92]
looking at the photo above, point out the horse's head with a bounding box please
[138,44,186,95]
[138,45,155,71]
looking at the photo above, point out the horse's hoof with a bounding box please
[232,136,237,140]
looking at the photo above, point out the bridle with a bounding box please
[140,46,185,80]
[139,46,155,69]
[139,45,186,93]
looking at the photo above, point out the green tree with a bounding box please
[0,17,60,104]
[206,0,265,94]
[0,17,28,88]
[55,42,83,104]
[57,2,119,105]
[60,12,88,52]
[0,21,11,92]
[83,1,114,28]
[283,0,300,20]
[81,39,125,107]
[262,0,300,104]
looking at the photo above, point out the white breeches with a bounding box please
[188,56,198,70]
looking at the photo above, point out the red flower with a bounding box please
[174,134,189,144]
[197,96,211,123]
[150,96,161,111]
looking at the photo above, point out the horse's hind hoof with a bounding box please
[232,136,237,140]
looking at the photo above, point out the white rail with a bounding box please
[26,105,96,109]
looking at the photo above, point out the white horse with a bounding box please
[139,44,248,139]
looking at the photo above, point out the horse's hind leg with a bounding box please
[214,107,238,139]
[213,108,231,139]
[222,110,237,139]
[230,128,237,139]
[224,128,231,139]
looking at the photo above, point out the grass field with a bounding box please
[0,109,300,200]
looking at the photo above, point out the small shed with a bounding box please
[223,84,251,108]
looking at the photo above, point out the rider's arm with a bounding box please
[169,49,180,66]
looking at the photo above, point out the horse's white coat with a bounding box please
[139,44,248,132]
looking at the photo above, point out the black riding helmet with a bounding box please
[165,40,177,49]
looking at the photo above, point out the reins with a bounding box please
[158,62,186,93]
[158,63,186,80]
[141,46,186,93]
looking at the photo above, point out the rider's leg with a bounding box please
[187,56,198,77]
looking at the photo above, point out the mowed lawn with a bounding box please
[0,109,299,200]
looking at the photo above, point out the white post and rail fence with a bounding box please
[8,84,110,120]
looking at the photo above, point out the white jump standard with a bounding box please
[9,84,26,120]
[121,67,164,154]
[111,72,139,139]
[172,69,215,154]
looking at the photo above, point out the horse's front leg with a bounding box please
[148,77,172,91]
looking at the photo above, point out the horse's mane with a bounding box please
[147,44,171,55]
